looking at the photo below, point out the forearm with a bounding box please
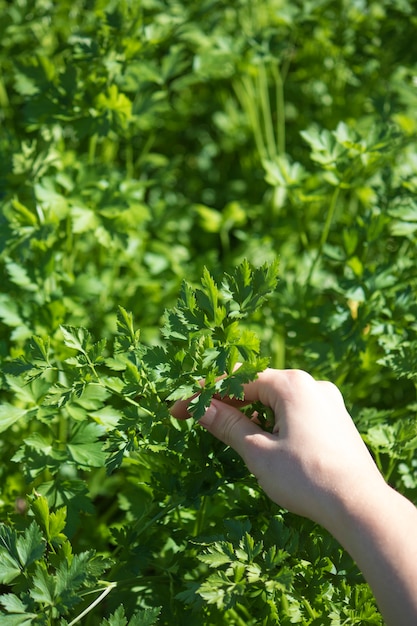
[180,370,417,623]
[328,482,417,626]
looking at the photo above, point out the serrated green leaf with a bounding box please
[188,385,217,420]
[178,280,197,313]
[29,335,51,363]
[29,566,56,604]
[72,384,110,411]
[0,294,23,327]
[100,605,161,626]
[222,259,253,310]
[100,605,128,626]
[55,551,90,597]
[67,422,105,468]
[197,571,237,608]
[60,325,90,354]
[127,606,161,626]
[218,361,268,400]
[196,267,218,321]
[0,594,28,615]
[161,310,189,341]
[5,376,50,409]
[16,523,45,569]
[198,544,233,567]
[0,552,21,585]
[0,404,27,433]
[0,592,38,625]
[67,441,105,468]
[0,525,19,560]
[33,495,67,547]
[6,261,37,291]
[31,496,50,534]
[91,406,123,428]
[0,618,35,626]
[165,383,197,403]
[0,611,36,626]
[36,479,95,523]
[221,259,279,318]
[117,306,140,347]
[234,329,261,359]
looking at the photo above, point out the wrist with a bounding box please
[326,481,417,626]
[324,475,391,547]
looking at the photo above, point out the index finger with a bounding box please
[170,368,307,420]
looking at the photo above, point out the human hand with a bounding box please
[172,368,417,625]
[171,368,385,532]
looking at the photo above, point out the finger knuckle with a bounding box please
[281,368,315,388]
[317,380,345,402]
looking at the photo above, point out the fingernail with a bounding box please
[199,400,218,427]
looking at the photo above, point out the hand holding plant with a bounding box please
[172,368,417,626]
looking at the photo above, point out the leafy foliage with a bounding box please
[1,0,417,623]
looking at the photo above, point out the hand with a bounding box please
[171,368,417,626]
[171,368,384,530]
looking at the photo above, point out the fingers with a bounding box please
[199,398,265,463]
[170,391,246,420]
[169,368,284,419]
[170,395,197,419]
[170,368,320,423]
[170,366,244,420]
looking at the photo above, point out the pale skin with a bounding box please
[171,368,417,626]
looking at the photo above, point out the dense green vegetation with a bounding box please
[1,0,417,623]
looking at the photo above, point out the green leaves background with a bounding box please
[1,0,417,623]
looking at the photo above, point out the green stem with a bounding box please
[234,77,267,162]
[65,214,74,277]
[302,597,317,619]
[100,379,156,418]
[194,494,207,535]
[272,63,285,155]
[88,133,98,165]
[220,226,230,255]
[374,450,383,474]
[126,141,133,178]
[138,132,156,165]
[384,457,396,483]
[85,356,100,381]
[0,77,9,108]
[293,198,309,250]
[228,607,249,626]
[306,184,341,285]
[258,61,276,161]
[236,603,252,620]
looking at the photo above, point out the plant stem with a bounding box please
[258,60,276,161]
[228,607,249,626]
[302,597,317,618]
[194,494,207,535]
[88,133,98,165]
[306,184,341,285]
[234,77,267,162]
[67,583,117,626]
[126,141,133,178]
[384,457,396,483]
[272,63,285,155]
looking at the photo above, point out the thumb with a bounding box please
[199,398,263,461]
